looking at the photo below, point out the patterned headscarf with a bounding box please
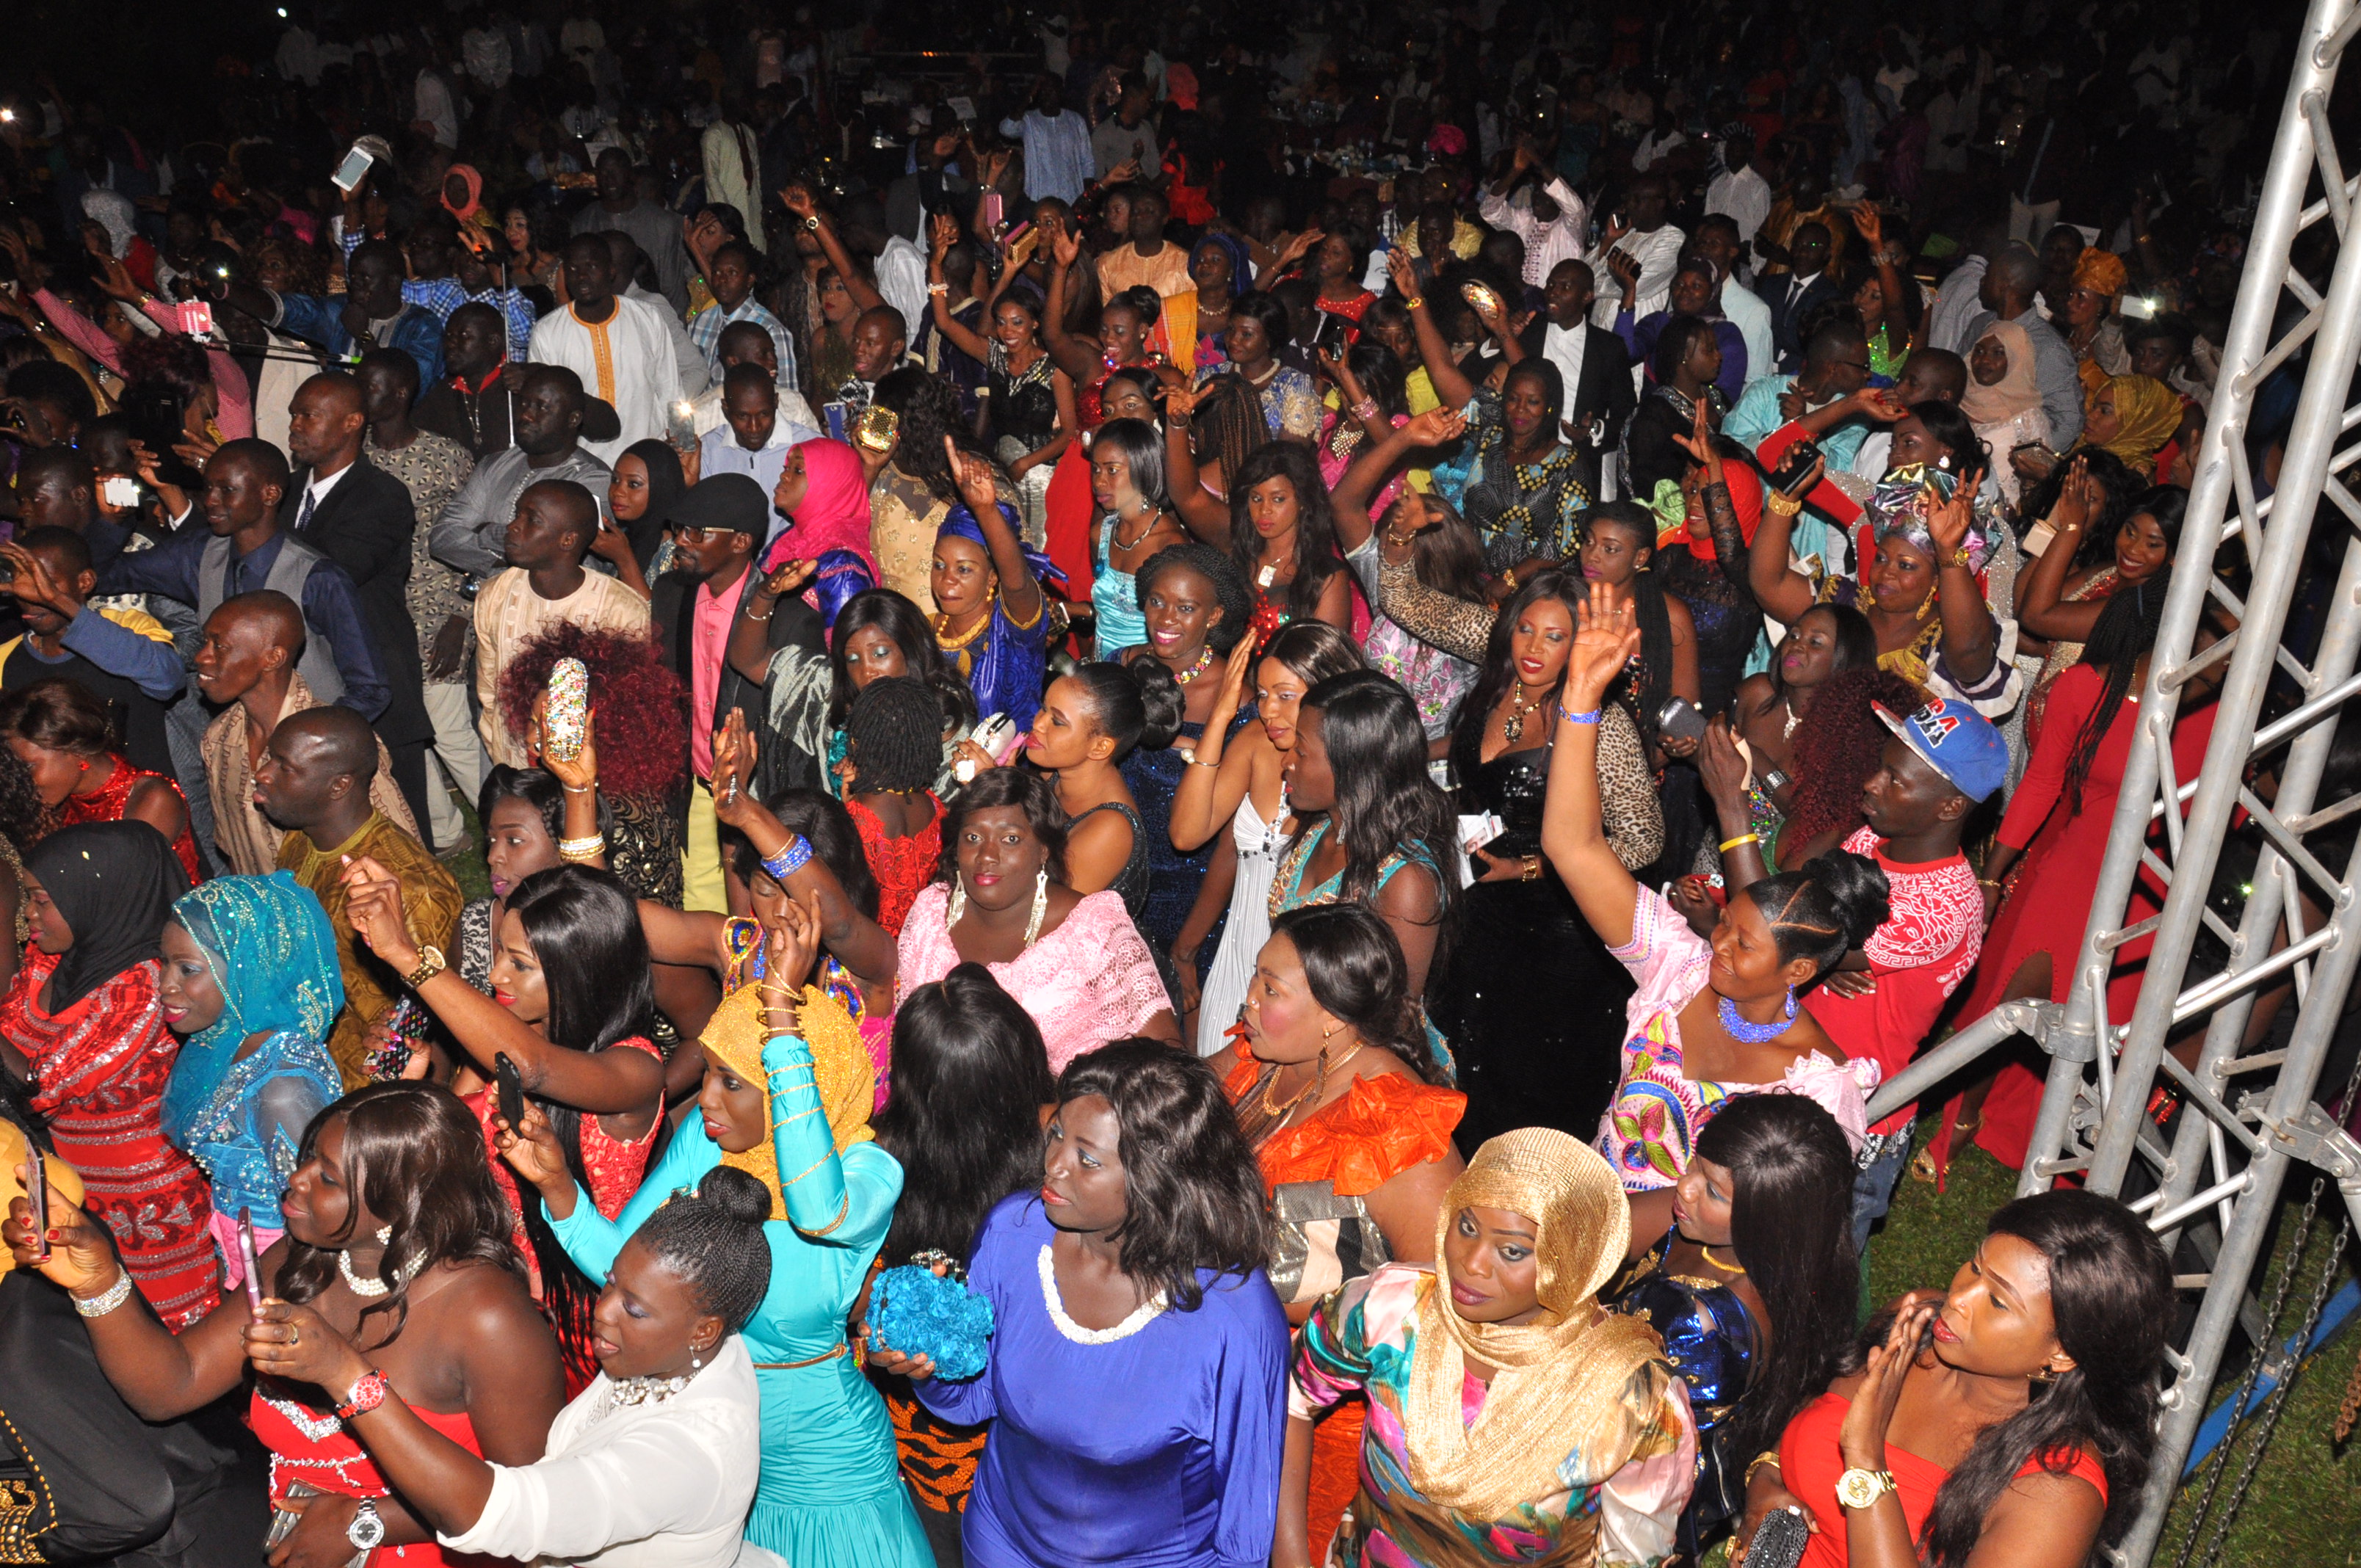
[2085,373,2182,480]
[1405,1129,1666,1520]
[2072,247,2128,300]
[698,981,875,1220]
[159,872,344,1147]
[1868,462,2000,576]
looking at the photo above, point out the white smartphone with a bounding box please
[99,476,142,509]
[331,145,374,194]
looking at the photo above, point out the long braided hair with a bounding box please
[2062,567,2172,814]
[1579,504,1676,748]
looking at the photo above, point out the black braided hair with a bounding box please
[633,1166,774,1333]
[1135,540,1252,654]
[1748,849,1891,977]
[846,676,949,794]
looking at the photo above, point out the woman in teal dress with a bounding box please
[156,871,344,1274]
[505,910,933,1568]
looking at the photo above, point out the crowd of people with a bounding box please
[0,0,2307,1563]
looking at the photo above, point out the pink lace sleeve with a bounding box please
[1073,895,1174,1058]
[1607,883,1713,1024]
[894,883,960,1007]
[896,886,1171,1072]
[32,288,124,374]
[1766,1051,1882,1153]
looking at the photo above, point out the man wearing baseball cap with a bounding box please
[1702,695,1998,1249]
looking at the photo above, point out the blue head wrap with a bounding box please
[159,871,345,1147]
[814,550,877,633]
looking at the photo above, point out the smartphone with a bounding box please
[1311,308,1352,357]
[331,145,375,194]
[665,399,698,455]
[544,658,590,763]
[236,1206,265,1313]
[25,1143,47,1266]
[979,191,1004,236]
[1658,697,1709,744]
[98,475,141,509]
[1681,871,1731,907]
[1769,438,1824,496]
[494,1051,526,1131]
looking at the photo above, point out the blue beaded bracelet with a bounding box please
[762,835,815,882]
[1558,704,1602,726]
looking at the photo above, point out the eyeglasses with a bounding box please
[675,526,740,544]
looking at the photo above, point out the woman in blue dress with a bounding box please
[871,1041,1288,1568]
[155,871,344,1274]
[1087,418,1189,659]
[1601,1092,1860,1558]
[932,440,1060,733]
[500,905,933,1568]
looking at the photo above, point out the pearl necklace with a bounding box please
[1037,1244,1165,1345]
[338,1245,427,1299]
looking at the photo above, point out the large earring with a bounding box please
[946,874,967,926]
[374,1226,393,1244]
[1023,865,1048,945]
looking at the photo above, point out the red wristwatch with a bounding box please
[336,1369,391,1420]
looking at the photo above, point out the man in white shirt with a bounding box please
[1703,133,1774,255]
[1590,174,1685,330]
[698,365,824,553]
[529,236,683,467]
[1478,142,1587,291]
[1692,216,1774,393]
[1000,76,1095,203]
[412,65,460,150]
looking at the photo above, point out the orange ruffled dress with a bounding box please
[1222,1058,1465,1556]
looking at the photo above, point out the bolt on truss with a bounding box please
[1862,0,2361,1560]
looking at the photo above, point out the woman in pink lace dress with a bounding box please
[1538,586,1885,1207]
[896,769,1178,1069]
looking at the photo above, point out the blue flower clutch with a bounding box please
[869,1263,995,1382]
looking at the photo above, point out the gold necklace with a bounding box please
[1255,1039,1366,1121]
[1501,680,1545,744]
[1698,1244,1745,1276]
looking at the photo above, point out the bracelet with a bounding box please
[1745,1449,1782,1487]
[1978,878,2003,889]
[1350,396,1380,423]
[1189,752,1223,769]
[761,835,815,882]
[1764,489,1803,518]
[559,780,594,794]
[73,1271,136,1319]
[1719,832,1760,853]
[1946,545,1973,569]
[745,606,773,622]
[557,832,606,863]
[1404,295,1425,311]
[926,282,949,297]
[1558,704,1602,726]
[1520,854,1542,882]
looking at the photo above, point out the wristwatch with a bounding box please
[336,1368,391,1420]
[347,1498,388,1552]
[1835,1467,1898,1509]
[404,945,446,990]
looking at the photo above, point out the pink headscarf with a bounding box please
[764,439,877,572]
[1163,63,1200,111]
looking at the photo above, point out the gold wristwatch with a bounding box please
[404,945,447,990]
[1835,1467,1898,1509]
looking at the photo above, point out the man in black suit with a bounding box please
[1513,259,1636,495]
[648,474,823,911]
[1766,222,1842,373]
[282,371,437,840]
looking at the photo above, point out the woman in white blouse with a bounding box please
[243,1164,781,1568]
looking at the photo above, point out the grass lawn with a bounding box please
[1867,1135,2361,1567]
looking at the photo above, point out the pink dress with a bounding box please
[1597,884,1877,1191]
[896,883,1170,1070]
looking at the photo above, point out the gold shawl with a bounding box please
[1404,1128,1666,1522]
[697,981,876,1220]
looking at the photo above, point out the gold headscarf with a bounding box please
[1405,1129,1666,1521]
[698,981,876,1221]
[2085,372,2183,481]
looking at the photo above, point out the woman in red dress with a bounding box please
[0,821,211,1324]
[9,1081,565,1568]
[1932,574,2216,1179]
[341,858,666,1392]
[0,678,200,881]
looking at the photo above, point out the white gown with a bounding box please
[1194,788,1291,1054]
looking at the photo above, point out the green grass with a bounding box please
[1864,1134,2361,1567]
[437,789,490,902]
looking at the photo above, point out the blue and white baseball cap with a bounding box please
[1873,697,2007,802]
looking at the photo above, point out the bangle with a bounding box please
[1764,489,1803,518]
[1978,877,2003,889]
[1520,854,1542,882]
[559,780,594,794]
[557,832,606,863]
[1746,1450,1782,1487]
[1946,544,1973,569]
[73,1271,136,1318]
[926,282,949,297]
[1719,832,1760,853]
[761,835,815,883]
[1558,703,1602,726]
[745,606,773,621]
[1404,295,1425,311]
[1350,396,1380,422]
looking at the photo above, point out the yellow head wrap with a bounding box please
[2072,247,2128,300]
[697,982,875,1220]
[1404,1128,1667,1521]
[2086,372,2183,480]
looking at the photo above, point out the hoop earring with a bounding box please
[1022,866,1049,945]
[946,875,968,926]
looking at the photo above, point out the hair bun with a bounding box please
[1128,658,1186,752]
[696,1165,776,1227]
[1807,849,1892,951]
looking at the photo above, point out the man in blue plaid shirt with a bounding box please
[686,239,798,392]
[341,220,536,364]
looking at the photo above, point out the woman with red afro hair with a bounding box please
[1774,666,1927,870]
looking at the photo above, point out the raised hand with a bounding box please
[1566,583,1642,711]
[945,435,1001,516]
[1402,406,1468,446]
[1670,392,1719,471]
[3,1164,115,1293]
[339,856,420,973]
[759,891,823,1012]
[1927,491,1974,562]
[1385,244,1420,300]
[243,1299,369,1395]
[494,1100,573,1196]
[1838,1292,1940,1470]
[710,707,761,826]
